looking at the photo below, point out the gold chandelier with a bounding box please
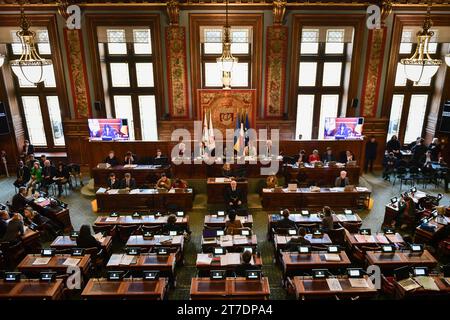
[399,5,442,84]
[216,0,238,89]
[10,6,53,85]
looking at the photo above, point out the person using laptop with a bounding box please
[124,151,137,165]
[276,209,298,231]
[120,172,136,189]
[234,250,256,276]
[104,150,119,167]
[319,206,335,232]
[225,180,243,210]
[157,173,172,190]
[286,227,311,251]
[225,210,243,235]
[335,170,349,187]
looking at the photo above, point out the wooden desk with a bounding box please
[106,253,176,275]
[414,215,449,244]
[0,279,64,300]
[267,212,362,238]
[81,278,167,300]
[126,235,184,251]
[190,277,270,300]
[281,251,351,276]
[95,188,193,212]
[21,227,41,252]
[393,276,450,299]
[292,276,377,299]
[285,165,360,187]
[204,214,253,228]
[382,190,429,227]
[345,232,405,249]
[365,250,438,270]
[207,178,248,204]
[201,235,258,252]
[17,254,91,276]
[274,234,333,251]
[92,164,171,189]
[31,198,73,232]
[196,253,262,272]
[262,187,371,210]
[50,235,113,254]
[94,215,189,228]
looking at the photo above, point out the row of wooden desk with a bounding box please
[190,277,270,300]
[285,164,360,186]
[262,187,371,210]
[95,189,193,212]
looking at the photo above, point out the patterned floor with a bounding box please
[0,171,448,300]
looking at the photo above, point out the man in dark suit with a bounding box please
[104,150,119,167]
[106,173,120,190]
[1,213,24,243]
[11,187,31,213]
[41,160,56,193]
[276,209,298,230]
[225,180,243,210]
[234,250,258,277]
[0,210,9,239]
[14,160,31,188]
[22,140,34,156]
[120,173,136,189]
[124,151,138,165]
[322,147,336,163]
[334,170,349,187]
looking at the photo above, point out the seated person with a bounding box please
[124,151,137,165]
[319,206,334,231]
[428,137,441,162]
[244,141,257,157]
[41,160,56,194]
[27,161,42,194]
[382,152,398,180]
[266,175,278,188]
[153,149,167,165]
[14,160,30,188]
[276,209,298,231]
[285,227,311,251]
[334,170,349,187]
[234,250,257,276]
[265,139,273,157]
[162,214,184,234]
[222,163,233,178]
[120,172,136,189]
[172,178,188,189]
[392,195,416,229]
[296,150,308,165]
[0,210,9,239]
[420,150,433,167]
[11,186,31,213]
[322,147,336,163]
[225,210,243,235]
[76,224,102,250]
[23,206,60,238]
[386,135,401,157]
[25,154,36,169]
[104,150,119,167]
[177,136,186,157]
[54,162,70,197]
[411,138,428,165]
[225,180,242,210]
[106,173,120,190]
[308,149,321,163]
[38,154,47,168]
[1,213,24,244]
[156,173,172,190]
[341,150,355,163]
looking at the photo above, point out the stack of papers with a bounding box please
[32,257,51,265]
[337,214,357,222]
[107,254,137,266]
[220,253,241,266]
[414,276,440,291]
[219,235,234,247]
[354,234,376,243]
[356,187,369,192]
[94,233,105,242]
[106,189,119,194]
[63,257,80,267]
[197,254,213,265]
[215,178,226,183]
[97,187,107,194]
[326,278,343,291]
[105,217,118,222]
[324,254,341,262]
[375,234,389,244]
[398,278,421,291]
[275,235,287,244]
[202,238,217,245]
[349,278,369,288]
[129,189,141,194]
[233,235,249,245]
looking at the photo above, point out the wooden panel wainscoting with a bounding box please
[362,117,389,170]
[62,119,90,166]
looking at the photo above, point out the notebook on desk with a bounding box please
[398,278,421,291]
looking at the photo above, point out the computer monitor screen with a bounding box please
[324,117,364,140]
[88,118,129,141]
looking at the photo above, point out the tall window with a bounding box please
[8,29,65,148]
[200,27,252,88]
[295,27,353,139]
[386,28,438,144]
[101,27,158,140]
